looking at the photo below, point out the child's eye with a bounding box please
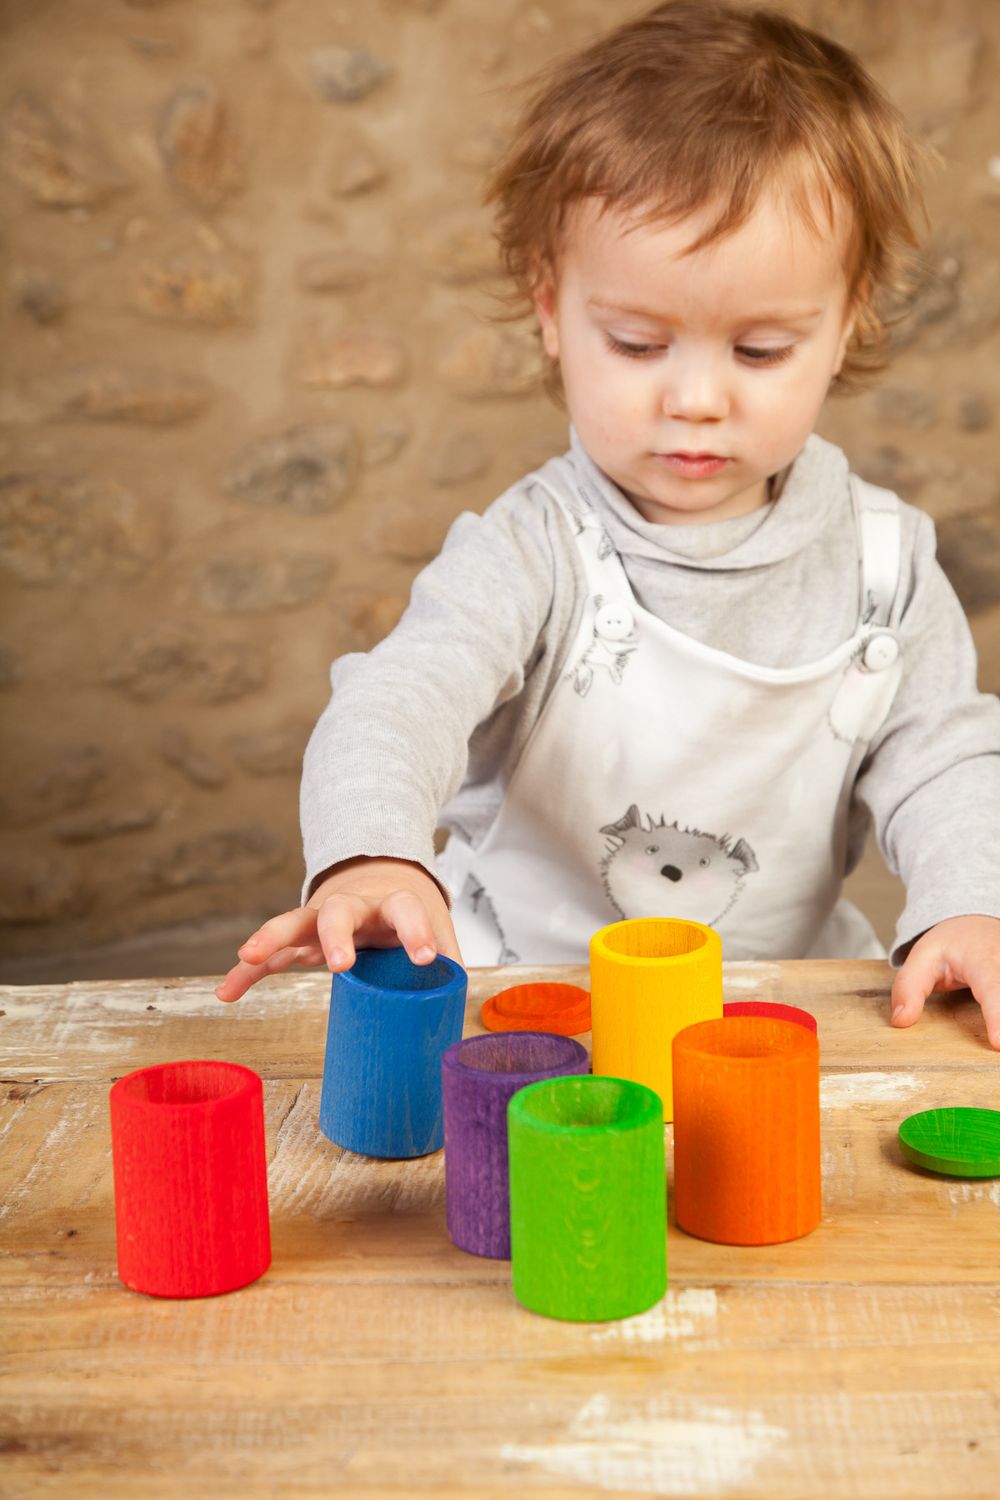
[736,345,796,367]
[604,333,662,360]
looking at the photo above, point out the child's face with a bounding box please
[533,186,858,524]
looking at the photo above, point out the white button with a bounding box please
[595,603,635,641]
[862,633,899,671]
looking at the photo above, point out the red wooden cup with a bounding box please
[110,1060,271,1298]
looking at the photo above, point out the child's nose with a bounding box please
[660,356,729,422]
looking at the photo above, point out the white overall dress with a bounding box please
[438,457,903,965]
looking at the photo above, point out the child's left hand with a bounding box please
[891,915,1000,1050]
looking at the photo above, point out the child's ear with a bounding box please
[531,267,560,360]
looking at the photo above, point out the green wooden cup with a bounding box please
[507,1075,667,1321]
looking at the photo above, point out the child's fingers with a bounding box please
[974,978,1000,1051]
[890,939,940,1029]
[315,892,372,972]
[380,888,440,965]
[237,907,318,965]
[215,943,323,1003]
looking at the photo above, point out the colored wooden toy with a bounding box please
[442,1032,589,1259]
[724,999,817,1033]
[672,1016,821,1246]
[898,1107,1000,1178]
[508,1075,667,1321]
[589,917,722,1121]
[109,1060,271,1299]
[481,981,591,1036]
[320,947,467,1158]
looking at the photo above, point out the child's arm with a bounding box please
[891,915,1000,1050]
[215,856,459,1003]
[853,507,1000,1045]
[218,483,563,1003]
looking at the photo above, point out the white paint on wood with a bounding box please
[500,1392,785,1494]
[590,1288,718,1345]
[820,1072,921,1107]
[722,963,783,992]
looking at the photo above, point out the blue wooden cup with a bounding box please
[320,948,467,1158]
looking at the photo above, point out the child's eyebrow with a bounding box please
[586,297,825,326]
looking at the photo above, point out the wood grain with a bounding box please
[2,960,1000,1498]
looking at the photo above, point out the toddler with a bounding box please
[218,1,1000,1045]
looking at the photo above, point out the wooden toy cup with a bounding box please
[672,1016,822,1246]
[320,947,467,1158]
[110,1060,271,1299]
[442,1031,589,1260]
[590,917,722,1121]
[508,1075,667,1321]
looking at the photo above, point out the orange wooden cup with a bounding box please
[672,1016,821,1246]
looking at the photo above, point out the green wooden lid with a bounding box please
[898,1107,1000,1178]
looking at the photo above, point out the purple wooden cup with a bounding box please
[442,1031,590,1259]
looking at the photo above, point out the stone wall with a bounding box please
[1,0,997,975]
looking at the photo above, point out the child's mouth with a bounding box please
[655,453,730,478]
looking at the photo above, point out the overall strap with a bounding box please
[850,475,902,628]
[529,468,636,603]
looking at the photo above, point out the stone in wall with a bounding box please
[326,134,385,196]
[417,211,501,283]
[199,552,334,613]
[1,91,128,207]
[340,589,408,648]
[106,623,267,704]
[952,391,992,433]
[366,503,452,564]
[436,324,543,398]
[10,268,68,324]
[128,247,255,324]
[230,724,312,776]
[141,825,285,892]
[224,421,359,514]
[157,80,243,208]
[32,745,113,812]
[297,251,379,293]
[298,325,408,389]
[54,806,161,843]
[365,421,410,466]
[427,429,489,486]
[159,728,229,789]
[889,234,1000,353]
[0,649,20,689]
[310,47,390,103]
[0,472,158,586]
[936,513,1000,617]
[27,363,213,425]
[0,854,90,925]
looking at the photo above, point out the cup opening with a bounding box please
[116,1060,253,1107]
[601,919,708,960]
[515,1075,654,1131]
[350,947,458,994]
[677,1016,812,1060]
[452,1032,582,1076]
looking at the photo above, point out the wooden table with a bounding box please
[2,961,999,1499]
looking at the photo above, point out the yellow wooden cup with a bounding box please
[590,918,723,1121]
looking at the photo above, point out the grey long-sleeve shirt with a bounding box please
[301,427,1000,964]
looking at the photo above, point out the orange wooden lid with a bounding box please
[481,982,591,1037]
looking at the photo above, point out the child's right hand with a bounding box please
[214,856,462,1003]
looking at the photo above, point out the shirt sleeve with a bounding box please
[299,486,557,902]
[853,508,1000,964]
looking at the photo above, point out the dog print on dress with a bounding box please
[465,873,520,966]
[569,595,639,696]
[599,804,759,925]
